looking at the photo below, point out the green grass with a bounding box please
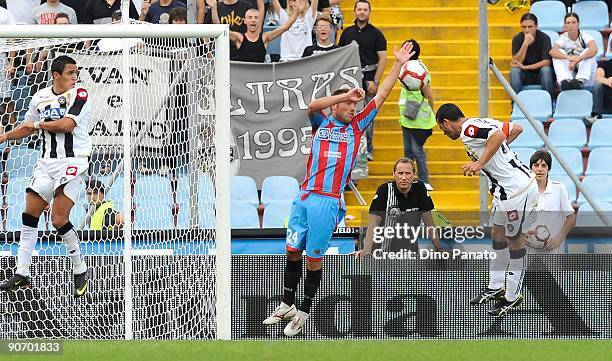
[5,340,612,361]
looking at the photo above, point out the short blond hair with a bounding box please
[393,157,416,173]
[315,14,333,28]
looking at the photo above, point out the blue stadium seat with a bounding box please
[587,120,612,149]
[176,174,215,206]
[6,147,38,178]
[4,177,31,206]
[134,203,174,230]
[230,176,259,207]
[583,30,604,58]
[512,147,537,166]
[547,119,587,149]
[134,175,172,205]
[176,203,216,229]
[5,202,46,231]
[550,174,578,202]
[531,1,566,32]
[511,119,544,148]
[231,202,260,229]
[261,176,299,207]
[98,175,125,207]
[11,86,31,112]
[553,90,593,119]
[263,26,281,60]
[573,1,609,31]
[577,175,612,204]
[542,30,559,47]
[549,146,584,175]
[585,147,612,175]
[510,89,552,121]
[262,201,293,228]
[606,35,612,60]
[576,201,612,226]
[70,201,89,229]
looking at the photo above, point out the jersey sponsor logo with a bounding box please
[65,166,78,176]
[76,89,88,100]
[324,150,343,159]
[39,107,67,119]
[507,209,519,222]
[315,128,349,143]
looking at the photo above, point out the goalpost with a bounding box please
[0,24,231,340]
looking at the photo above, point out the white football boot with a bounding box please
[262,302,297,325]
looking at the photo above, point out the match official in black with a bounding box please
[355,157,444,258]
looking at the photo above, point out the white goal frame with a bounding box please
[0,24,232,340]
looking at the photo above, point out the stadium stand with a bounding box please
[531,1,566,31]
[98,175,125,207]
[230,202,260,229]
[584,29,605,58]
[553,90,593,119]
[572,0,609,31]
[549,146,585,175]
[513,147,538,165]
[262,201,293,228]
[230,176,259,207]
[587,120,612,149]
[510,89,552,121]
[607,35,612,59]
[542,30,560,46]
[5,147,38,178]
[585,147,612,175]
[577,175,612,204]
[547,119,588,149]
[134,174,172,205]
[576,201,612,226]
[134,203,174,230]
[260,176,299,207]
[511,119,545,148]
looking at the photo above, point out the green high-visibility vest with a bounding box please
[90,201,115,230]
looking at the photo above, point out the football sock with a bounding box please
[57,222,87,275]
[299,268,322,314]
[16,213,40,277]
[282,258,302,307]
[505,248,527,302]
[488,241,509,290]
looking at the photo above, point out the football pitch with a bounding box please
[6,340,612,361]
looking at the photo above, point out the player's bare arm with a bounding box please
[355,213,382,259]
[462,130,505,176]
[373,41,415,110]
[506,122,523,144]
[0,121,39,144]
[37,117,78,133]
[307,88,365,116]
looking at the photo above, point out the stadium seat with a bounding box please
[576,201,612,226]
[4,177,30,205]
[549,146,584,175]
[572,1,609,31]
[553,90,593,119]
[99,175,125,207]
[577,175,612,204]
[606,35,612,60]
[70,201,89,229]
[262,201,293,228]
[510,89,552,121]
[230,176,259,207]
[261,176,299,207]
[547,119,587,149]
[263,26,281,61]
[587,120,612,149]
[550,174,578,202]
[134,175,172,205]
[531,1,566,32]
[512,147,537,166]
[5,147,38,178]
[542,30,559,47]
[585,147,612,175]
[231,202,260,229]
[583,30,605,58]
[5,202,46,231]
[176,174,215,205]
[134,203,174,230]
[511,119,544,148]
[176,203,216,229]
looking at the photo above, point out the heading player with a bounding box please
[262,42,415,337]
[436,104,537,317]
[0,55,91,298]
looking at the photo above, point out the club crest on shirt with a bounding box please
[315,128,349,143]
[58,96,67,105]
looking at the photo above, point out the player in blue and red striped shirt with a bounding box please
[263,41,416,337]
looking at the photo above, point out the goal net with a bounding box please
[0,23,231,339]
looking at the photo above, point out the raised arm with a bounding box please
[373,42,415,111]
[308,88,365,116]
[196,0,205,24]
[229,31,244,48]
[310,0,319,17]
[206,0,220,24]
[270,0,283,15]
[263,1,302,44]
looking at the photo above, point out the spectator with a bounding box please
[355,158,443,257]
[301,14,337,57]
[59,0,87,23]
[5,0,39,25]
[550,13,598,91]
[527,150,576,254]
[0,6,16,131]
[317,0,343,43]
[208,0,262,59]
[588,59,612,121]
[142,0,186,24]
[337,0,386,161]
[169,5,187,23]
[86,179,124,230]
[269,0,319,61]
[32,0,78,24]
[398,39,435,191]
[510,13,553,96]
[221,2,300,63]
[82,0,140,24]
[53,11,70,24]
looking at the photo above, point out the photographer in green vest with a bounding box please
[86,179,124,230]
[398,39,436,192]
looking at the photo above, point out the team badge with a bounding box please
[58,96,67,105]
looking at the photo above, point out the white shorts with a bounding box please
[27,157,89,204]
[492,180,539,238]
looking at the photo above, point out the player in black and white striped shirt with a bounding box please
[0,55,91,298]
